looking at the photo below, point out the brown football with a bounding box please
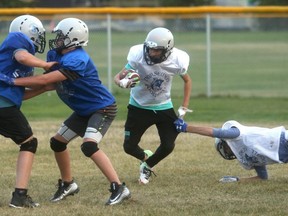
[119,69,136,80]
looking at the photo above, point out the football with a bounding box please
[118,69,140,88]
[127,72,140,80]
[119,69,137,80]
[126,72,140,88]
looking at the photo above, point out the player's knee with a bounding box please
[19,137,38,154]
[81,141,99,157]
[50,137,67,152]
[123,141,134,155]
[162,142,175,155]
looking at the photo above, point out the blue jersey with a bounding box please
[47,48,115,116]
[0,32,35,108]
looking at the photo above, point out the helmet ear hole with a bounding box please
[64,38,71,45]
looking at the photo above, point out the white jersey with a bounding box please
[127,44,190,107]
[222,120,285,170]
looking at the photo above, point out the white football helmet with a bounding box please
[49,18,89,51]
[143,27,174,65]
[215,138,236,160]
[9,15,46,53]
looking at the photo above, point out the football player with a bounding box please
[114,27,192,184]
[174,119,288,182]
[0,14,56,208]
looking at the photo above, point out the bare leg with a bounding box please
[90,149,121,184]
[54,149,73,182]
[53,134,73,182]
[15,151,34,189]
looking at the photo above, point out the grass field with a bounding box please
[1,120,288,216]
[4,96,288,216]
[21,92,288,123]
[0,29,288,215]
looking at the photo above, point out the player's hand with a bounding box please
[219,176,239,183]
[174,118,187,132]
[43,61,58,72]
[119,77,129,88]
[177,106,193,118]
[119,72,140,88]
[0,73,15,86]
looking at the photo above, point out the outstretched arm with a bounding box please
[174,119,240,139]
[174,118,214,136]
[14,70,66,88]
[15,50,57,71]
[186,124,214,137]
[23,84,56,100]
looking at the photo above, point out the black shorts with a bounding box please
[0,106,33,144]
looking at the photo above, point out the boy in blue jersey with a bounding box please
[0,18,131,205]
[0,15,57,208]
[114,27,192,184]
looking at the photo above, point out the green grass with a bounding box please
[1,120,288,216]
[22,92,288,124]
[21,30,288,98]
[0,30,285,97]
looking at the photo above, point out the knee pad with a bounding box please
[20,137,38,154]
[50,137,67,152]
[57,123,77,142]
[81,141,99,157]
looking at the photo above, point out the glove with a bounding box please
[119,72,140,88]
[0,73,15,85]
[174,118,187,132]
[119,77,131,88]
[219,176,239,183]
[177,106,193,118]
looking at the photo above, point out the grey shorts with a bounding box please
[63,103,117,139]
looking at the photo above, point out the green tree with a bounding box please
[250,0,288,5]
[0,0,35,7]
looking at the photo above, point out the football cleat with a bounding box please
[50,179,79,202]
[139,162,156,184]
[9,192,39,208]
[106,182,131,205]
